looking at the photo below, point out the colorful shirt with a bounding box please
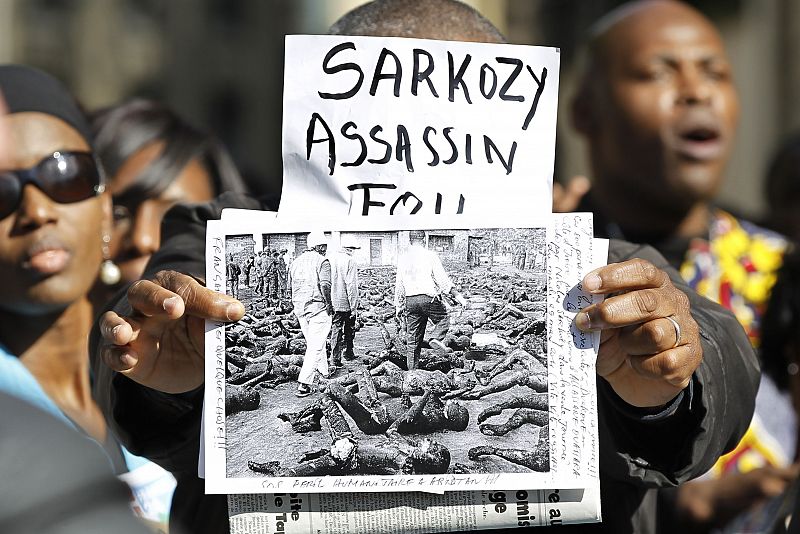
[680,210,787,347]
[679,210,791,476]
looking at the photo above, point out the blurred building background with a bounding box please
[0,0,797,219]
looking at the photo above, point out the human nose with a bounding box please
[129,201,161,257]
[676,65,712,106]
[13,184,58,231]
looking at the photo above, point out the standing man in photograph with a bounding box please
[243,252,254,289]
[226,254,240,299]
[253,251,264,294]
[275,249,289,300]
[289,231,333,396]
[261,248,275,301]
[330,235,361,370]
[395,231,467,370]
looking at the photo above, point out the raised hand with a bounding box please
[99,270,245,393]
[575,258,701,407]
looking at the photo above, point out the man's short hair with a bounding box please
[329,0,506,44]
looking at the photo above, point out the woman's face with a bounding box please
[109,141,215,284]
[0,112,110,315]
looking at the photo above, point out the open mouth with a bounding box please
[675,124,724,161]
[682,127,719,143]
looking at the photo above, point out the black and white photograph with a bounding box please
[220,227,549,482]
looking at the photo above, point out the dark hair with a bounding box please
[90,99,248,207]
[761,248,800,391]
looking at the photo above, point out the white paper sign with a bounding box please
[279,35,560,218]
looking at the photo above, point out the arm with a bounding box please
[319,258,333,313]
[347,258,359,313]
[387,390,433,435]
[90,192,263,474]
[394,261,405,312]
[431,253,453,294]
[589,240,759,487]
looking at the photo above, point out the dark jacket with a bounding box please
[0,391,151,534]
[91,192,759,534]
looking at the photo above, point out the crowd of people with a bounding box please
[1,0,800,533]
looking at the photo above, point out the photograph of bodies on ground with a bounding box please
[222,227,549,485]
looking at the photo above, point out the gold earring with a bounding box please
[100,233,121,286]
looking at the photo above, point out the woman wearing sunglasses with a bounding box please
[0,65,174,529]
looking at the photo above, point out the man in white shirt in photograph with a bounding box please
[395,231,467,370]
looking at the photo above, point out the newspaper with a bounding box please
[227,486,601,533]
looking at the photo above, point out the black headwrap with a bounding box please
[0,65,93,144]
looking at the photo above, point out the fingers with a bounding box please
[617,316,692,354]
[552,175,591,213]
[576,288,680,331]
[100,310,136,345]
[576,260,691,333]
[582,258,670,294]
[129,271,245,322]
[99,312,142,372]
[627,346,698,389]
[127,279,185,318]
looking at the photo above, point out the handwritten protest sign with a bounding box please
[279,35,560,218]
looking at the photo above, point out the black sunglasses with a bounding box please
[0,151,105,220]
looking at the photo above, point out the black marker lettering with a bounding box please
[370,48,402,97]
[457,194,465,214]
[522,66,547,130]
[412,49,438,98]
[306,113,335,175]
[496,57,524,102]
[368,126,392,164]
[465,133,472,164]
[435,192,443,214]
[318,42,364,100]
[347,183,397,215]
[442,127,458,164]
[448,52,472,103]
[423,126,439,166]
[396,125,414,172]
[484,135,517,174]
[389,192,423,215]
[341,122,366,167]
[479,63,497,99]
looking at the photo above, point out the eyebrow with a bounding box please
[649,50,727,65]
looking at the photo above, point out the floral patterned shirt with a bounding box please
[680,210,792,477]
[680,210,787,348]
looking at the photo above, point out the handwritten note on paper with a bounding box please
[279,35,560,218]
[546,214,602,484]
